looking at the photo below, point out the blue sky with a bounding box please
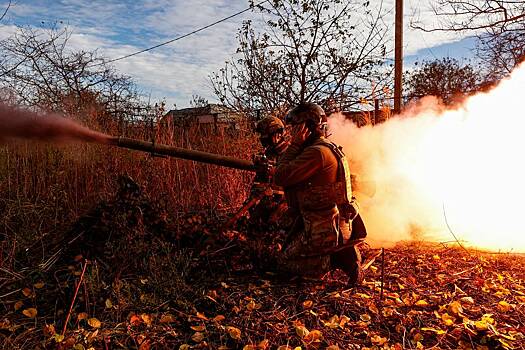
[0,0,477,108]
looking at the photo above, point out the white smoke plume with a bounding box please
[329,62,525,251]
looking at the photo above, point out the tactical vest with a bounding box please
[296,139,359,241]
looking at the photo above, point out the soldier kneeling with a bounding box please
[274,103,367,287]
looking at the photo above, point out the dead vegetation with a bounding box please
[1,102,524,350]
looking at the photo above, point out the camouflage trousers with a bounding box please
[277,206,339,277]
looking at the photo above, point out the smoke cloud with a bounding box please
[0,104,111,144]
[329,62,525,251]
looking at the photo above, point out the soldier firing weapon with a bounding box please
[222,116,290,231]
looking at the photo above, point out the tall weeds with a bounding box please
[0,108,258,269]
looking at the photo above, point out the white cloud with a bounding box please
[1,0,479,108]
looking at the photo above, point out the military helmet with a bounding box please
[255,116,285,136]
[285,102,327,126]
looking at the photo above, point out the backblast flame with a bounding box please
[329,61,525,251]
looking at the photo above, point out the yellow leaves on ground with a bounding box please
[473,314,495,331]
[460,296,474,304]
[304,329,323,343]
[34,281,45,289]
[360,314,371,322]
[21,288,33,297]
[87,318,101,329]
[140,313,153,326]
[370,334,387,345]
[22,308,37,318]
[415,300,429,307]
[246,299,261,311]
[105,299,113,309]
[295,324,309,338]
[226,326,241,340]
[439,313,456,326]
[421,327,446,335]
[77,312,88,320]
[179,345,191,350]
[448,301,463,315]
[497,300,513,313]
[322,315,350,329]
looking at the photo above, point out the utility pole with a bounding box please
[394,0,403,114]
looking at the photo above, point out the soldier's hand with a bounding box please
[291,123,310,145]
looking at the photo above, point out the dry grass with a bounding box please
[0,111,258,271]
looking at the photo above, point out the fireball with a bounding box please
[329,61,525,252]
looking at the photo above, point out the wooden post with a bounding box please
[380,248,385,302]
[394,0,403,114]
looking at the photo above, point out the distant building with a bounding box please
[163,104,246,131]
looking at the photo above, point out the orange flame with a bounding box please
[329,62,525,252]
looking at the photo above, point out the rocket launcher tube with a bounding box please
[110,136,256,171]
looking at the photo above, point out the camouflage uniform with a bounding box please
[274,103,365,284]
[224,117,290,236]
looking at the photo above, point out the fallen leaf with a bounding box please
[77,312,88,321]
[415,300,429,307]
[213,315,225,322]
[258,339,269,349]
[196,312,208,320]
[243,345,256,350]
[141,313,153,326]
[87,318,101,328]
[130,314,141,325]
[295,325,310,338]
[304,329,323,342]
[460,296,474,304]
[14,301,23,311]
[360,314,371,322]
[302,300,313,309]
[105,299,113,309]
[160,314,176,323]
[421,327,446,335]
[191,332,204,342]
[191,325,206,332]
[52,334,65,343]
[43,324,56,337]
[371,335,387,345]
[22,308,37,318]
[227,326,242,340]
[22,288,32,297]
[179,345,191,350]
[34,282,45,289]
[441,313,455,326]
[498,301,512,312]
[448,301,463,315]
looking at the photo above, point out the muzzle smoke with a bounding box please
[329,62,525,251]
[0,104,111,144]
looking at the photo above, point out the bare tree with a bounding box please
[211,0,391,117]
[0,26,146,125]
[412,1,525,79]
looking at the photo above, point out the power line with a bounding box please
[94,0,268,67]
